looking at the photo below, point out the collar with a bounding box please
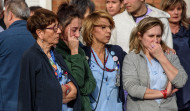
[8,20,26,29]
[34,42,55,55]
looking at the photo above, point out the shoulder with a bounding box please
[22,44,41,62]
[165,52,179,62]
[107,44,124,53]
[81,46,90,55]
[147,4,170,19]
[113,10,129,21]
[126,51,137,58]
[124,51,140,62]
[107,44,126,62]
[78,46,86,56]
[0,29,11,39]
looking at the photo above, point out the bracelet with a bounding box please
[64,84,70,95]
[161,89,167,99]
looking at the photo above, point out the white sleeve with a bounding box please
[160,18,173,48]
[109,27,117,45]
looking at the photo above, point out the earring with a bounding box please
[41,39,43,43]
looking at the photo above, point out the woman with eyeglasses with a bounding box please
[82,10,125,111]
[55,3,96,111]
[18,8,81,111]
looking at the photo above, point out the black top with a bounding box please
[173,25,190,110]
[18,42,81,111]
[0,15,6,30]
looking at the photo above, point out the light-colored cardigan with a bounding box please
[122,51,188,111]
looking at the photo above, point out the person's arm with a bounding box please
[66,27,96,95]
[148,42,188,88]
[160,18,173,48]
[69,53,96,95]
[122,53,173,100]
[148,43,178,82]
[18,53,37,111]
[144,81,172,99]
[122,53,147,99]
[62,82,77,104]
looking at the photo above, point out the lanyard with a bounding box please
[49,50,66,80]
[91,48,115,72]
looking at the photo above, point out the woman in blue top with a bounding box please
[82,10,125,111]
[161,0,190,110]
[18,8,81,111]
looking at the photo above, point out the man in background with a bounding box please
[0,1,34,111]
[110,0,173,53]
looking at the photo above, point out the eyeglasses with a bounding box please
[45,24,61,32]
[94,25,112,31]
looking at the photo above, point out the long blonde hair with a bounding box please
[129,17,167,54]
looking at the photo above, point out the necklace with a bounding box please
[49,50,64,80]
[91,48,115,72]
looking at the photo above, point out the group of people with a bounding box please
[0,0,190,111]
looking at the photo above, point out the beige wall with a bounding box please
[184,0,190,17]
[26,0,52,11]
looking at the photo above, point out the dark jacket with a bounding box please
[173,25,190,110]
[56,40,96,111]
[0,15,6,30]
[0,20,35,111]
[18,42,81,111]
[82,44,126,105]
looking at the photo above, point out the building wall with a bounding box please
[51,0,190,17]
[25,0,52,10]
[184,0,190,17]
[51,0,163,13]
[51,0,162,12]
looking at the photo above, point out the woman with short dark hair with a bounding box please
[18,8,80,111]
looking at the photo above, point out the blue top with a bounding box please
[173,25,190,109]
[89,48,122,111]
[0,26,3,32]
[49,52,72,111]
[50,57,72,111]
[145,57,167,103]
[0,20,35,111]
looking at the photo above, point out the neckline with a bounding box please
[91,47,116,72]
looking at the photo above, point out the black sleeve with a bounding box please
[18,53,39,111]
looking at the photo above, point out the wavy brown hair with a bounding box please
[161,0,189,29]
[27,8,57,39]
